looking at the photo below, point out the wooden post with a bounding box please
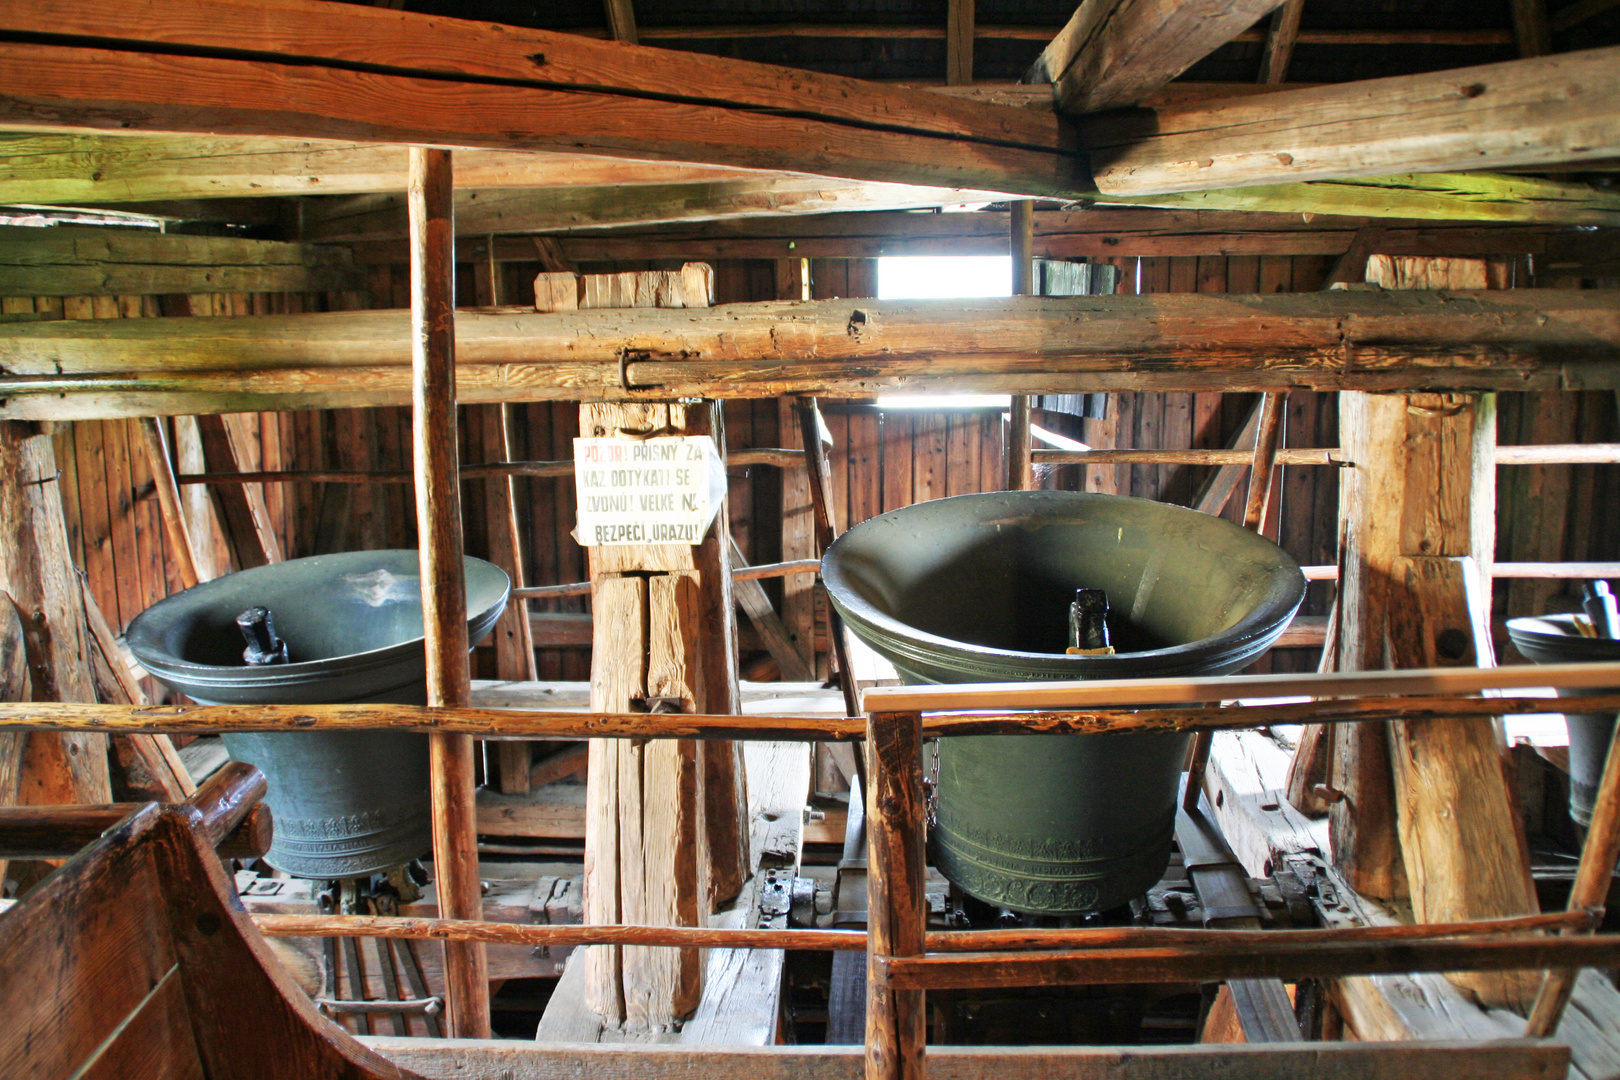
[866,710,926,1080]
[795,397,861,720]
[1006,200,1035,493]
[580,399,742,1030]
[408,145,490,1040]
[1337,388,1540,1010]
[0,593,29,890]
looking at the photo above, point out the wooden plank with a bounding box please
[195,414,283,569]
[361,1038,1569,1080]
[0,593,30,889]
[1028,0,1287,114]
[410,145,488,1040]
[603,0,638,45]
[1081,47,1620,196]
[777,399,816,674]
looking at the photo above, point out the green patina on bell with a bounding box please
[824,491,1305,915]
[126,550,509,880]
[1506,614,1620,828]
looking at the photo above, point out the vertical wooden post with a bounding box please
[1337,389,1539,1010]
[866,709,926,1080]
[581,400,741,1030]
[946,0,975,86]
[408,145,490,1040]
[1006,200,1035,493]
[485,403,538,794]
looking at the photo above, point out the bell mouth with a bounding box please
[125,550,510,703]
[1506,614,1620,664]
[823,491,1306,683]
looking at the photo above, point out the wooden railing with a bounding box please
[6,662,1620,1077]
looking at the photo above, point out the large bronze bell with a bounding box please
[126,551,510,879]
[1506,614,1620,828]
[823,491,1305,915]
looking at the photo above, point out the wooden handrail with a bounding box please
[250,908,1590,954]
[863,659,1620,713]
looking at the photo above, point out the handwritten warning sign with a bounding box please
[573,436,726,546]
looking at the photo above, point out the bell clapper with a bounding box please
[1067,588,1116,657]
[235,605,289,666]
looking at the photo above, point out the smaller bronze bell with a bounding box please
[126,550,510,879]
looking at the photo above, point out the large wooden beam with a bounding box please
[3,289,1619,417]
[0,225,361,297]
[1029,0,1286,114]
[0,0,1072,200]
[302,180,999,243]
[0,135,762,205]
[444,212,1618,268]
[1081,46,1620,196]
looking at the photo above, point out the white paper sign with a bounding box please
[573,435,726,546]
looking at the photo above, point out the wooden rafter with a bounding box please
[1083,46,1620,195]
[1028,0,1288,114]
[1257,0,1304,85]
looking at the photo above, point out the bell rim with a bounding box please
[823,490,1307,678]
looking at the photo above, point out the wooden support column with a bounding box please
[0,421,111,893]
[0,594,29,890]
[580,399,743,1031]
[866,710,926,1080]
[408,145,490,1040]
[778,399,817,677]
[1336,388,1540,1010]
[1006,200,1035,492]
[795,397,862,721]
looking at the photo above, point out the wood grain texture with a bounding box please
[0,0,1071,200]
[865,711,925,1080]
[409,145,488,1040]
[10,289,1620,419]
[1031,0,1286,113]
[1081,46,1620,196]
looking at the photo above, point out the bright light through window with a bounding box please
[877,255,1011,300]
[876,256,1013,409]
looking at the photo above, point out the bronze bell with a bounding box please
[1506,612,1620,828]
[823,491,1305,915]
[126,550,510,879]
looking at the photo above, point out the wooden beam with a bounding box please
[0,225,360,297]
[1028,0,1287,114]
[1510,0,1553,57]
[1552,0,1620,32]
[1257,0,1303,85]
[0,135,764,205]
[302,179,1001,243]
[865,710,926,1080]
[0,0,1072,200]
[1081,48,1620,196]
[947,0,975,86]
[1092,173,1620,227]
[136,417,201,590]
[409,145,489,1040]
[194,414,283,570]
[6,289,1620,418]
